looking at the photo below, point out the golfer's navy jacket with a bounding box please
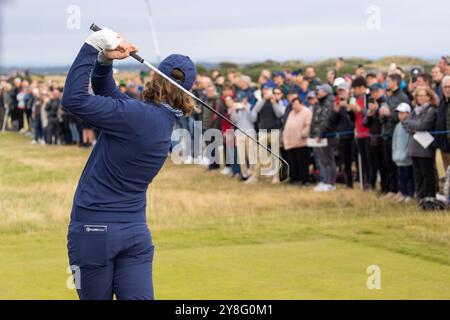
[62,44,178,222]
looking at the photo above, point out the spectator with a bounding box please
[304,66,321,91]
[363,83,388,192]
[354,64,365,78]
[403,86,439,201]
[235,75,256,106]
[438,56,450,75]
[16,80,29,132]
[30,88,44,144]
[282,97,312,185]
[382,73,410,197]
[274,72,290,96]
[247,84,285,184]
[441,76,450,171]
[218,87,237,177]
[1,82,12,130]
[310,84,337,192]
[330,82,355,188]
[45,89,61,144]
[416,73,432,88]
[326,70,336,87]
[366,73,378,87]
[392,103,414,203]
[10,78,21,131]
[258,69,275,89]
[202,84,222,171]
[231,97,257,181]
[348,76,371,189]
[432,66,444,98]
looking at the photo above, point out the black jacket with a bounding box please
[329,102,354,139]
[310,94,335,138]
[437,95,450,151]
[363,96,387,146]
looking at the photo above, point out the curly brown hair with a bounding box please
[142,69,195,116]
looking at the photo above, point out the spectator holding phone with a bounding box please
[363,83,388,192]
[330,82,354,188]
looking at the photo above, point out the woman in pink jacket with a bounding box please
[282,97,313,185]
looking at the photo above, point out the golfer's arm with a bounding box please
[61,43,136,139]
[91,58,130,100]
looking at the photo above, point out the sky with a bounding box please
[1,0,449,67]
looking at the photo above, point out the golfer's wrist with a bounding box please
[97,51,113,66]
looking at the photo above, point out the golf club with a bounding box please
[90,23,290,182]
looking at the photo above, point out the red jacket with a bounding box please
[354,95,370,139]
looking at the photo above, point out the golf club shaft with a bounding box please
[89,23,289,173]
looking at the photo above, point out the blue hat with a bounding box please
[158,54,196,90]
[369,83,384,91]
[274,72,285,78]
[261,83,275,90]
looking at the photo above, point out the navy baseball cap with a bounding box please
[158,54,196,90]
[369,83,384,91]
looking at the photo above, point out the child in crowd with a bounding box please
[392,103,414,202]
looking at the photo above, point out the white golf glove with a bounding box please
[85,27,122,52]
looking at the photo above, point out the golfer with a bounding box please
[62,28,196,300]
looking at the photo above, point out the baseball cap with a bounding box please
[306,91,317,99]
[369,83,384,91]
[261,83,274,90]
[274,72,285,78]
[291,68,303,76]
[396,103,411,113]
[317,84,333,95]
[337,82,350,91]
[158,54,197,90]
[411,67,423,77]
[333,77,346,87]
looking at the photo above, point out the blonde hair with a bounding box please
[413,86,439,108]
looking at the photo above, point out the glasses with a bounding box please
[416,94,429,97]
[444,86,450,89]
[274,92,282,95]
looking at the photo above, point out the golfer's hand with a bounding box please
[86,28,123,51]
[103,42,139,60]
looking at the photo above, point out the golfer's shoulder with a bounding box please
[117,98,173,126]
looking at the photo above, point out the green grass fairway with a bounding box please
[0,132,449,299]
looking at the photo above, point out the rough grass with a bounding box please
[0,132,450,299]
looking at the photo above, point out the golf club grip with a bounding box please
[89,23,145,63]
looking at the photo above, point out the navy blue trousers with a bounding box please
[67,221,154,300]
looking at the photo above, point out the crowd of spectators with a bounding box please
[1,55,450,206]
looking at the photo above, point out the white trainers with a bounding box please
[202,156,210,167]
[314,183,336,192]
[393,192,403,201]
[383,192,396,199]
[244,175,258,184]
[404,196,413,203]
[193,156,203,165]
[183,156,193,164]
[221,167,233,176]
[313,182,325,192]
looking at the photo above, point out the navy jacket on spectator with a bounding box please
[62,43,179,223]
